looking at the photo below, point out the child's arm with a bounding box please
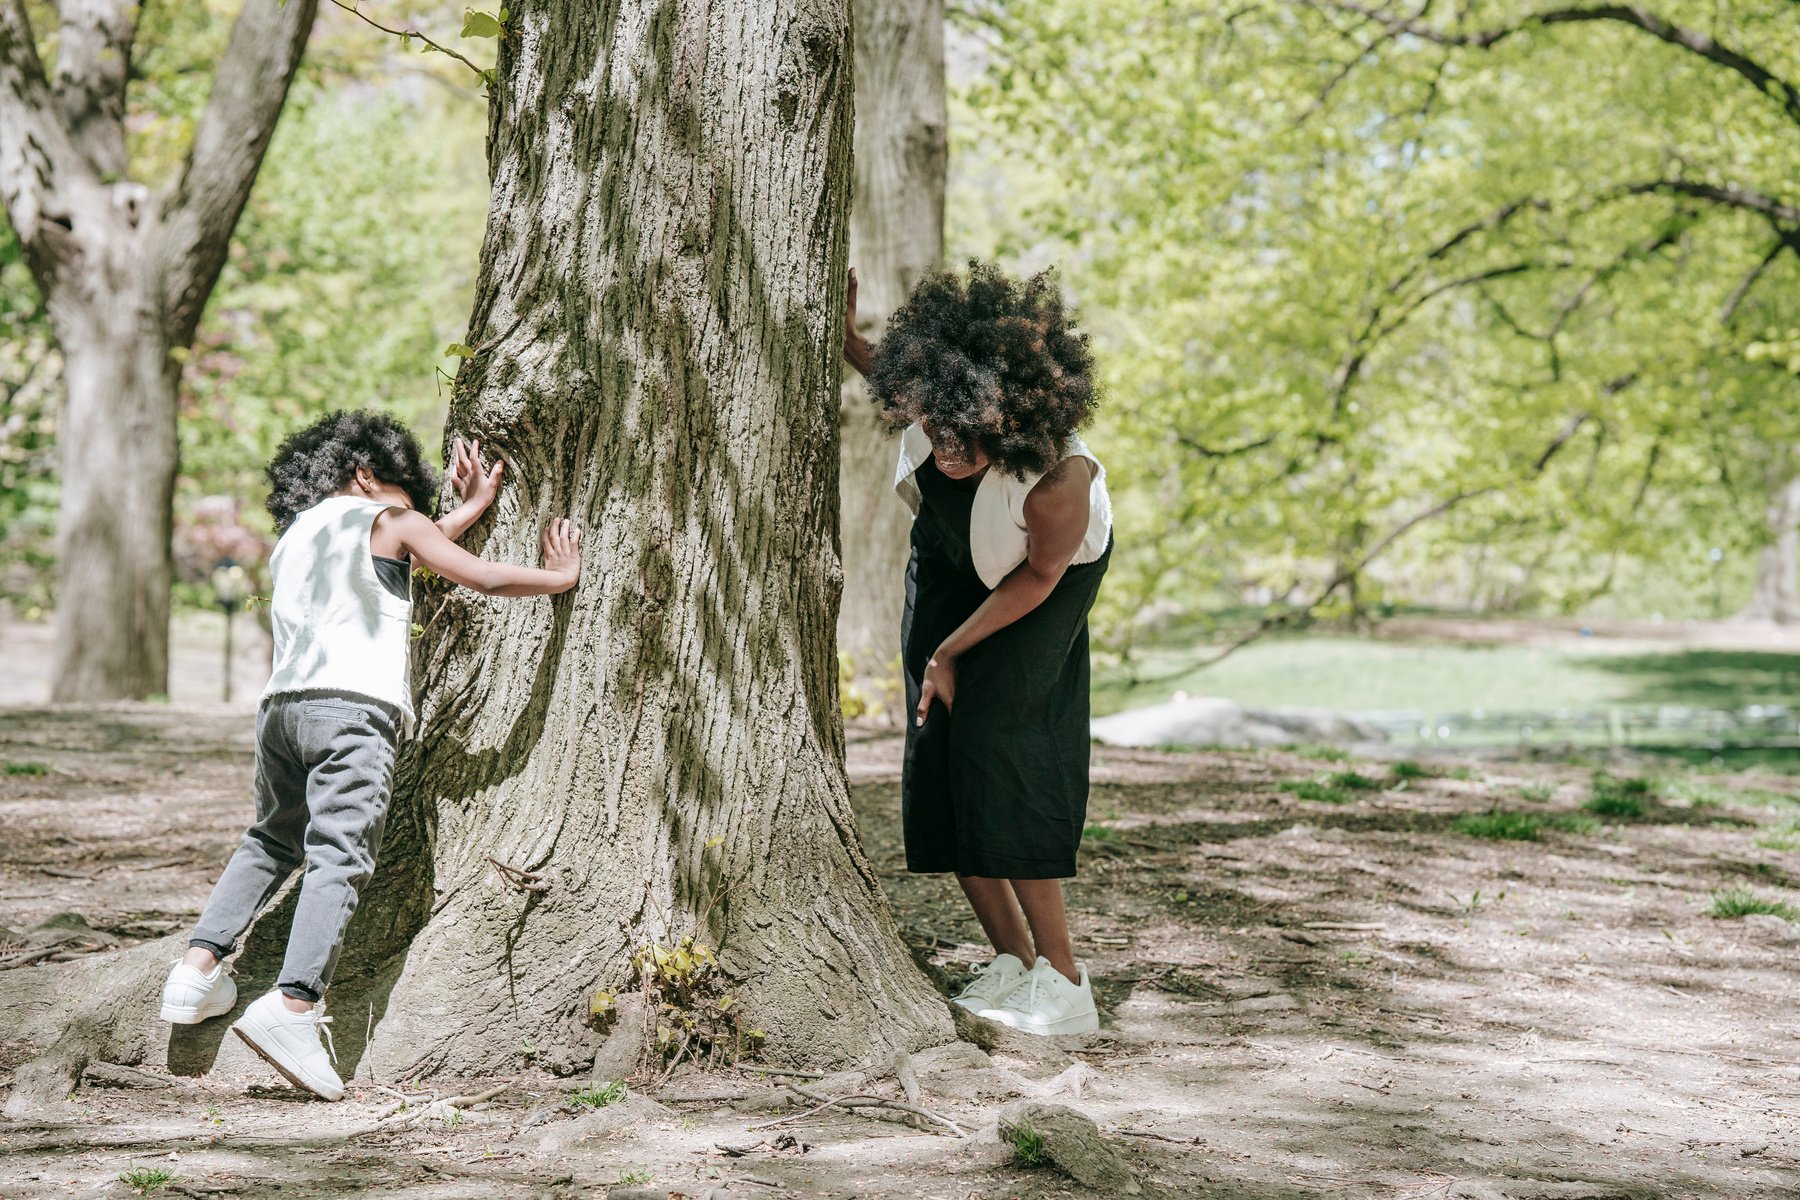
[437,437,503,542]
[378,508,581,597]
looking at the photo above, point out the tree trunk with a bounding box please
[347,0,951,1080]
[0,0,319,701]
[48,288,178,700]
[1737,474,1800,624]
[836,0,946,715]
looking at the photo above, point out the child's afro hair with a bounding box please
[265,409,438,532]
[869,260,1097,477]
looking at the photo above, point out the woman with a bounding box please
[843,261,1112,1036]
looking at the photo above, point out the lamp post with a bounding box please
[210,558,250,703]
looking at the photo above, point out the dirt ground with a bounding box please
[1,705,1798,1199]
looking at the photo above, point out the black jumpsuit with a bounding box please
[900,455,1111,879]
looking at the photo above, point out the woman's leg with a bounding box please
[1011,878,1077,982]
[958,875,1035,964]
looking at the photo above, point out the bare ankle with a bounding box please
[182,947,220,973]
[280,994,315,1014]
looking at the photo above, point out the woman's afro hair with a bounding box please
[869,260,1097,477]
[265,409,438,532]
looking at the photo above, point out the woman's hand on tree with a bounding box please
[541,518,582,592]
[916,652,957,726]
[843,267,875,377]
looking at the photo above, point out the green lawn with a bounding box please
[1093,635,1800,718]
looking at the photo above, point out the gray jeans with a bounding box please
[190,693,398,1001]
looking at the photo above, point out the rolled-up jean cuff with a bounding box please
[279,981,322,1003]
[188,937,234,959]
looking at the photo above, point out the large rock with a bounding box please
[1091,697,1386,749]
[998,1100,1139,1194]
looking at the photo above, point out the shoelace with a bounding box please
[993,970,1043,1012]
[956,959,1012,1000]
[310,1009,338,1064]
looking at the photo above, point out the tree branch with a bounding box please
[50,0,137,178]
[1613,178,1800,226]
[1177,431,1277,458]
[321,0,491,81]
[154,0,320,346]
[1300,0,1800,127]
[0,1,85,288]
[1720,237,1792,325]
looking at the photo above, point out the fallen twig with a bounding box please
[751,1084,967,1138]
[737,1065,826,1080]
[486,856,549,894]
[1116,1126,1205,1145]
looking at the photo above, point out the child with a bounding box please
[159,410,581,1101]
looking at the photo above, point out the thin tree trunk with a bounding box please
[50,316,178,700]
[1737,474,1800,624]
[345,0,951,1080]
[836,0,946,715]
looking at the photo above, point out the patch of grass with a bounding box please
[118,1168,175,1196]
[1447,766,1476,781]
[1753,821,1800,851]
[1330,770,1384,791]
[1082,823,1118,841]
[572,1080,627,1109]
[1708,886,1798,921]
[1390,760,1429,781]
[1662,779,1731,809]
[1286,780,1355,804]
[3,760,49,776]
[1453,811,1545,841]
[1585,773,1653,818]
[1285,743,1350,762]
[1003,1122,1049,1167]
[1518,783,1555,803]
[616,1170,653,1186]
[1549,812,1599,835]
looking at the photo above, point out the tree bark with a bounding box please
[0,0,318,700]
[345,0,951,1080]
[836,0,946,714]
[1737,473,1800,624]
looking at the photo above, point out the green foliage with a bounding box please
[1753,821,1800,851]
[1003,1122,1049,1166]
[1282,743,1349,763]
[1391,761,1429,781]
[1518,784,1555,804]
[956,0,1800,638]
[1587,774,1654,818]
[572,1080,627,1109]
[118,1167,175,1196]
[615,1170,653,1186]
[1287,780,1355,804]
[1454,810,1596,841]
[3,761,49,776]
[1709,887,1798,920]
[1330,770,1383,791]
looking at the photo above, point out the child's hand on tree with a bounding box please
[448,436,504,513]
[541,518,582,592]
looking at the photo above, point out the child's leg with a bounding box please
[276,697,399,1009]
[188,702,310,964]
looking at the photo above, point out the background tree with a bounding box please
[954,0,1800,646]
[837,0,947,712]
[0,0,318,700]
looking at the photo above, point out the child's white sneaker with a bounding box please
[952,952,1030,1013]
[231,991,344,1101]
[159,958,237,1024]
[977,957,1100,1036]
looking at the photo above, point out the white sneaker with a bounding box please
[159,959,238,1025]
[977,958,1100,1035]
[231,991,344,1101]
[952,953,1030,1013]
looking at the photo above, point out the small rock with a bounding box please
[589,993,647,1082]
[912,1040,991,1074]
[998,1100,1139,1194]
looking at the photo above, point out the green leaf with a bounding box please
[461,9,504,38]
[443,342,477,359]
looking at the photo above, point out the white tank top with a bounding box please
[893,423,1113,589]
[261,495,414,722]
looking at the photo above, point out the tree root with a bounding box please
[750,1082,969,1138]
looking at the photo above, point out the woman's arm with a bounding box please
[843,267,876,378]
[915,459,1094,724]
[377,508,581,597]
